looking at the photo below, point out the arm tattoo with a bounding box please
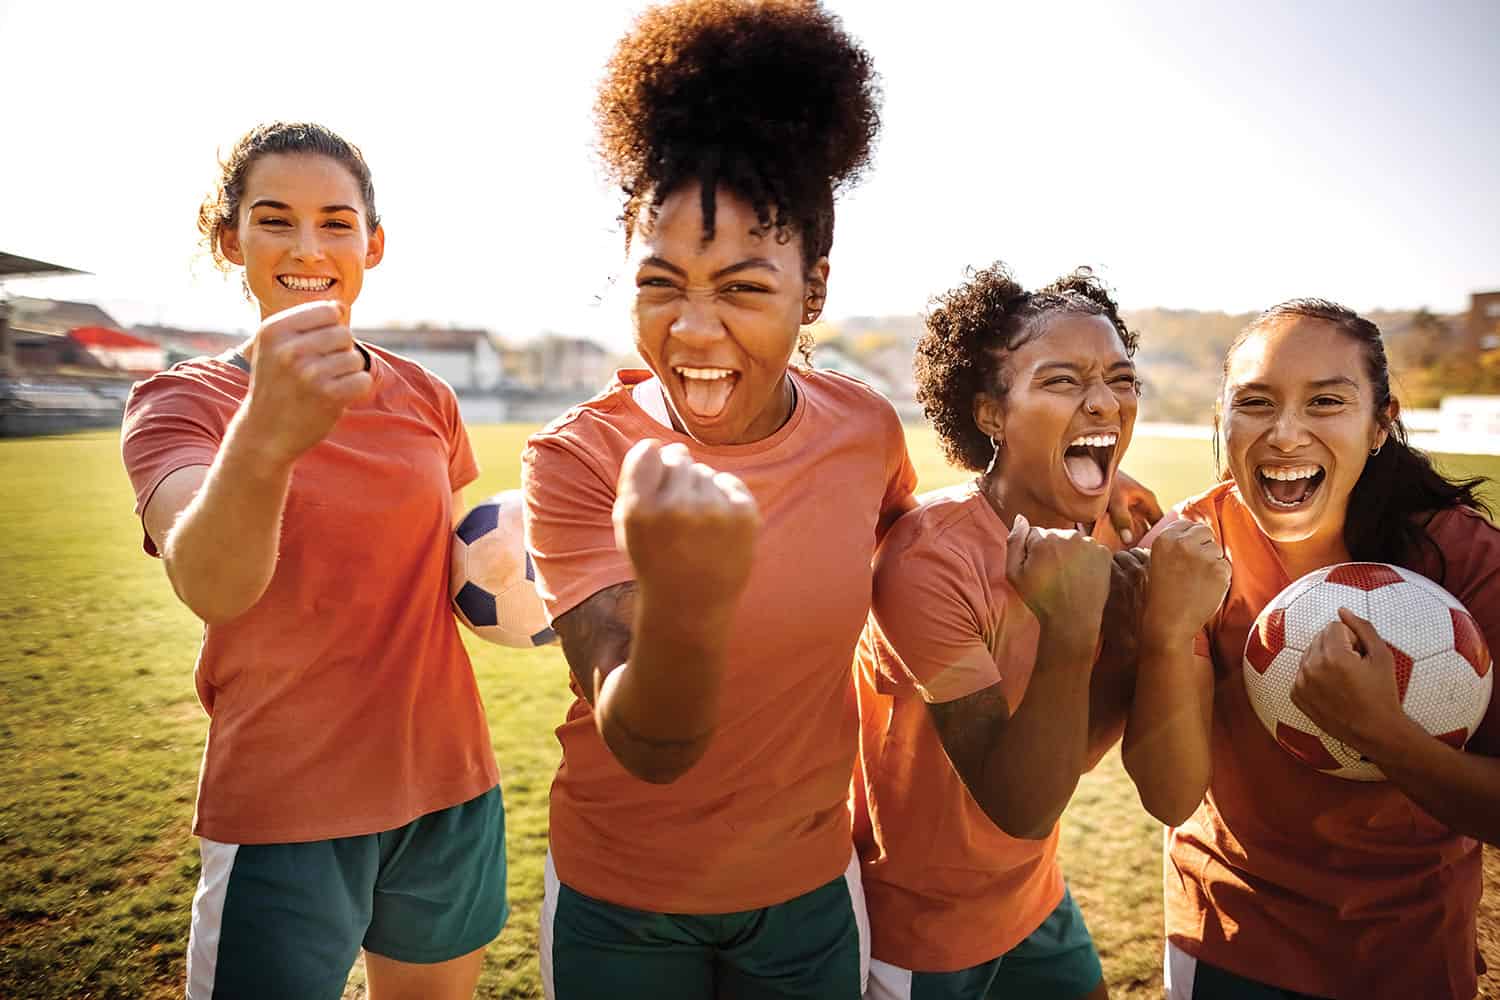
[554,581,636,705]
[927,685,1011,790]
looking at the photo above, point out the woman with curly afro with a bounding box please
[522,4,903,996]
[852,264,1228,1000]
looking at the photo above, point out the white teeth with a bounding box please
[1068,433,1118,448]
[675,367,734,380]
[1259,465,1323,481]
[278,275,334,291]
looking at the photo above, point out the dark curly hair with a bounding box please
[198,122,379,271]
[1218,298,1489,580]
[594,0,880,269]
[916,263,1139,472]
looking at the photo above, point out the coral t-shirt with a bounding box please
[853,482,1120,971]
[523,367,917,914]
[1166,481,1500,999]
[121,348,498,844]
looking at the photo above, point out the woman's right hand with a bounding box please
[1006,514,1114,643]
[242,300,371,464]
[614,441,760,616]
[1141,519,1230,644]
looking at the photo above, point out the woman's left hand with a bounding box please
[1291,608,1415,755]
[1108,470,1163,546]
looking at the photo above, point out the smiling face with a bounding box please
[1221,318,1391,550]
[218,152,384,320]
[979,312,1139,528]
[630,183,827,446]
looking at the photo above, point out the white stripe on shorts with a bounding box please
[865,958,914,1000]
[1163,940,1198,1000]
[842,848,872,994]
[539,848,869,999]
[186,837,240,1000]
[539,850,562,1000]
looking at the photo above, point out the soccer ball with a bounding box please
[450,490,557,648]
[1243,562,1492,781]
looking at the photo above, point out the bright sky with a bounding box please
[1,0,1495,349]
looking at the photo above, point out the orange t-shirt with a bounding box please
[120,348,499,844]
[853,482,1122,972]
[522,368,917,914]
[1165,481,1500,999]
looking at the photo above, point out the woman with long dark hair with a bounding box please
[1155,299,1500,1000]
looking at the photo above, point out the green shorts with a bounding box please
[867,885,1103,1000]
[185,785,507,999]
[540,850,870,999]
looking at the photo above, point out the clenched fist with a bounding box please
[1141,520,1230,646]
[242,300,372,463]
[614,441,760,614]
[1005,514,1114,641]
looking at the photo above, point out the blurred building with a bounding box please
[1470,291,1500,351]
[501,334,614,391]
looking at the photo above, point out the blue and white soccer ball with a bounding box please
[450,490,557,648]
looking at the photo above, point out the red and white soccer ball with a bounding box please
[1243,562,1492,781]
[450,489,557,648]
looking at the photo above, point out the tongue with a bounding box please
[681,375,735,419]
[1267,477,1313,504]
[1064,452,1105,492]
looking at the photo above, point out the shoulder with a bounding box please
[365,345,461,408]
[796,367,900,423]
[524,371,651,483]
[877,486,991,581]
[1420,505,1500,581]
[1177,479,1238,525]
[123,356,244,427]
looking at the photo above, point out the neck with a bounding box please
[979,471,1075,532]
[1272,527,1352,581]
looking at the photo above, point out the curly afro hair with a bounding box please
[916,263,1139,472]
[594,0,880,267]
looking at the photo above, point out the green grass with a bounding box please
[1,427,1497,998]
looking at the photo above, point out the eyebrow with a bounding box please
[1232,376,1360,393]
[1035,360,1136,374]
[639,256,781,280]
[248,199,359,214]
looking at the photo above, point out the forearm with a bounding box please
[1122,635,1212,825]
[973,631,1095,839]
[162,410,294,624]
[595,589,736,784]
[1365,723,1500,843]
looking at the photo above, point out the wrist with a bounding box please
[635,584,739,648]
[221,411,299,483]
[1037,617,1098,663]
[1139,610,1195,652]
[1348,711,1427,768]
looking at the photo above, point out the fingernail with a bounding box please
[1120,529,1134,544]
[1013,514,1028,533]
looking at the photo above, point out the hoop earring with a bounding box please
[984,435,1003,477]
[1370,443,1383,456]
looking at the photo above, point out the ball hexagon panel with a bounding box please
[448,490,557,648]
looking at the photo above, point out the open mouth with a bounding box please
[1256,464,1326,510]
[277,275,336,292]
[673,366,739,420]
[1062,433,1118,493]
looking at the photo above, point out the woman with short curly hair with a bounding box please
[853,263,1227,1000]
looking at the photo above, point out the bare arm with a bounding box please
[145,301,369,625]
[144,422,296,624]
[929,623,1099,840]
[550,441,757,785]
[1121,522,1228,825]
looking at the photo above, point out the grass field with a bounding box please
[3,426,1499,998]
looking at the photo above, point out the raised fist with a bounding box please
[1142,519,1230,644]
[1005,514,1114,638]
[614,441,760,613]
[242,300,371,463]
